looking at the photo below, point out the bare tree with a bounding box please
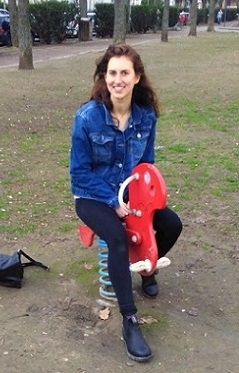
[79,0,90,41]
[207,0,216,32]
[125,0,131,34]
[113,0,127,44]
[161,0,169,42]
[188,0,197,36]
[18,0,34,70]
[8,0,18,47]
[80,0,87,17]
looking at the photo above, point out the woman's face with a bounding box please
[104,56,140,103]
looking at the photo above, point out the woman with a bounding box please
[70,44,182,362]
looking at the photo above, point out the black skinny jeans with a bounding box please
[75,198,182,317]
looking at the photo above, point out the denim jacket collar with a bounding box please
[103,102,142,127]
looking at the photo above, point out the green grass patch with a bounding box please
[0,32,238,243]
[67,257,99,297]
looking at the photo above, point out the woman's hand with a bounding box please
[114,204,129,218]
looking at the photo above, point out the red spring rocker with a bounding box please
[78,163,171,277]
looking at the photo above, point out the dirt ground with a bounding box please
[1,220,238,373]
[1,25,239,373]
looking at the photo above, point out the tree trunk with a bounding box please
[8,0,18,47]
[113,0,126,44]
[188,0,197,36]
[207,0,216,32]
[18,0,34,70]
[79,0,90,41]
[80,0,87,17]
[126,0,131,34]
[161,0,169,43]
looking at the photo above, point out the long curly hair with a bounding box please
[90,44,160,117]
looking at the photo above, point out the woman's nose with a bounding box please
[114,73,122,83]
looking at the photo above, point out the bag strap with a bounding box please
[18,249,49,270]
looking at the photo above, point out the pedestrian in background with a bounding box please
[217,9,223,25]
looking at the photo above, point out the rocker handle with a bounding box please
[118,172,141,216]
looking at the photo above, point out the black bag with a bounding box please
[0,249,48,288]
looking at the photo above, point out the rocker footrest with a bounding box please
[78,225,95,247]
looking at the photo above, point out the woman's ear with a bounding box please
[135,75,141,85]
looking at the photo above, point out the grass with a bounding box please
[67,255,100,297]
[0,31,238,244]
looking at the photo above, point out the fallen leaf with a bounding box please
[139,316,158,325]
[99,307,110,320]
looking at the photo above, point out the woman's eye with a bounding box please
[107,70,129,77]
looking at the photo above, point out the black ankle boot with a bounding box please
[141,273,159,298]
[122,315,152,362]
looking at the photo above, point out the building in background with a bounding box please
[3,0,239,12]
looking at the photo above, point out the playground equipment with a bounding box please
[78,163,171,299]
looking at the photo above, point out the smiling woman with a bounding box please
[104,55,140,130]
[69,43,182,362]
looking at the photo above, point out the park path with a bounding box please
[3,33,160,69]
[0,22,238,70]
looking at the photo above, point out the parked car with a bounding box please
[65,17,79,38]
[0,14,11,46]
[0,8,9,16]
[0,13,40,46]
[66,12,96,39]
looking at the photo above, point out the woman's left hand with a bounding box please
[114,204,129,218]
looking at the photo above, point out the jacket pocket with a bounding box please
[129,130,150,159]
[91,134,114,164]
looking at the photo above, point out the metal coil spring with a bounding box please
[97,238,116,300]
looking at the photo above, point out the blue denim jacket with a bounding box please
[70,100,156,208]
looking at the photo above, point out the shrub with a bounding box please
[131,5,159,33]
[94,3,114,38]
[29,1,77,44]
[168,6,178,27]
